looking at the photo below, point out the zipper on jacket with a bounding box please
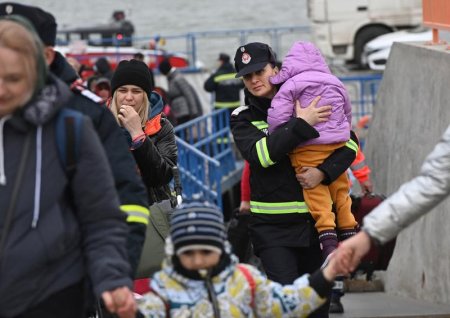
[202,269,221,318]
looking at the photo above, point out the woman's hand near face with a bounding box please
[295,96,332,126]
[118,105,144,138]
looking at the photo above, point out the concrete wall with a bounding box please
[364,42,450,303]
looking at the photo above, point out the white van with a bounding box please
[307,0,422,65]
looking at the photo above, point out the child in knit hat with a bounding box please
[138,201,352,317]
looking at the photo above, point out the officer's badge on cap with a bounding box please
[234,42,276,78]
[242,52,251,64]
[4,4,13,14]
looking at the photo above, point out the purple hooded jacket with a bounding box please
[268,41,351,146]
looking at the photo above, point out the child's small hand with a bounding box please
[337,231,372,272]
[322,248,352,282]
[295,96,332,126]
[333,246,353,276]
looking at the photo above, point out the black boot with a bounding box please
[329,277,345,313]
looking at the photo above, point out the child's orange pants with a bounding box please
[290,143,357,233]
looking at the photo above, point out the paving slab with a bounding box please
[330,292,450,318]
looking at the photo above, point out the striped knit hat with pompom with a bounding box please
[170,202,226,256]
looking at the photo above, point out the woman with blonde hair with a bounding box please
[0,16,135,318]
[109,59,177,207]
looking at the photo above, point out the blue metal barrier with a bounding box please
[338,73,383,125]
[338,73,382,149]
[175,109,236,176]
[176,137,222,208]
[174,109,237,208]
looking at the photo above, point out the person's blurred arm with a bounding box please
[337,125,450,271]
[71,118,136,318]
[334,231,372,272]
[363,125,450,244]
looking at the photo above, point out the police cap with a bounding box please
[0,2,57,46]
[234,42,276,78]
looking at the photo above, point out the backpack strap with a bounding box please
[56,108,84,179]
[237,264,256,308]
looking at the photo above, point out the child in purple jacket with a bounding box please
[267,41,358,262]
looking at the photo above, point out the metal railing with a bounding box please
[174,109,235,173]
[339,73,383,126]
[164,25,311,71]
[176,137,223,208]
[56,25,312,72]
[174,109,237,208]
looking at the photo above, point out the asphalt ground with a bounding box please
[330,292,450,318]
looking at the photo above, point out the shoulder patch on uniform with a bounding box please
[231,105,249,116]
[80,89,103,104]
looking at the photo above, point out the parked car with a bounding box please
[362,27,432,71]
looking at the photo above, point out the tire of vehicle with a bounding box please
[354,26,391,67]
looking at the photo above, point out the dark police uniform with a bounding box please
[231,92,358,317]
[204,60,244,112]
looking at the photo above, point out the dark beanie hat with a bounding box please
[0,2,57,46]
[170,202,226,256]
[111,59,153,96]
[158,58,172,75]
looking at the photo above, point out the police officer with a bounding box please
[0,2,150,278]
[230,42,359,317]
[204,53,244,115]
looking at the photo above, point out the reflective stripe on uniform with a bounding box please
[214,101,241,108]
[214,73,238,82]
[345,139,358,153]
[250,201,309,214]
[121,204,150,225]
[251,121,268,130]
[256,137,275,168]
[251,121,273,168]
[351,160,367,171]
